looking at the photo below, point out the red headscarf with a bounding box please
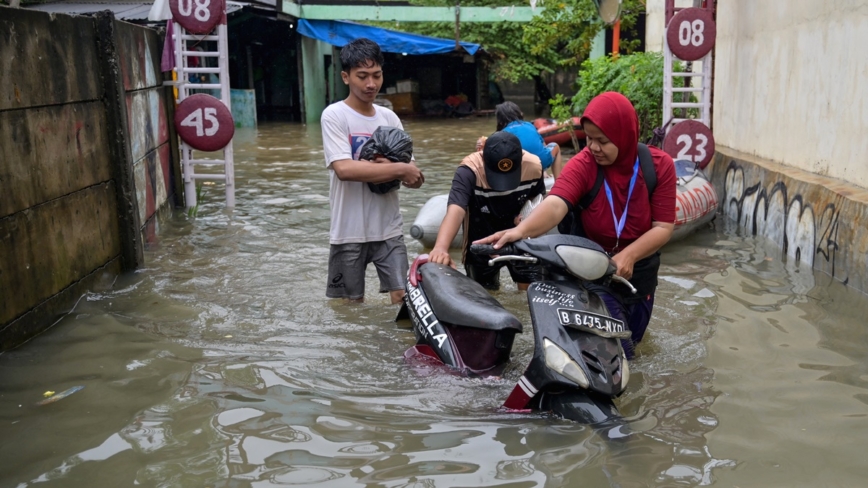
[549,92,676,253]
[580,91,640,183]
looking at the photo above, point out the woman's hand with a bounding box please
[428,248,455,268]
[473,227,524,250]
[611,251,636,280]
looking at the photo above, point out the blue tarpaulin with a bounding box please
[297,19,481,56]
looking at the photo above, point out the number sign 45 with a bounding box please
[170,0,224,34]
[174,94,235,152]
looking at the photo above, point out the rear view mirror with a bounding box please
[592,0,622,25]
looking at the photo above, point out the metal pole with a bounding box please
[218,21,235,207]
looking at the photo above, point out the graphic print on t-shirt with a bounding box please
[350,133,372,161]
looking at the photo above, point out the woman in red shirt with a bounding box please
[474,92,676,356]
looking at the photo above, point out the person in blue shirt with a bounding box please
[494,101,564,178]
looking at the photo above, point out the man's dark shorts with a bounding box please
[326,235,408,300]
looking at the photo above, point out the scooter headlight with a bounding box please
[543,338,589,388]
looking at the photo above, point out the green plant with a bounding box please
[371,0,645,84]
[567,52,692,141]
[548,93,582,151]
[187,183,205,218]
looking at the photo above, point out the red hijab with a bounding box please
[580,91,640,183]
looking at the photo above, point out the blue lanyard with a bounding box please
[603,158,640,245]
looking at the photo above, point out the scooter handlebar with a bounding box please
[469,243,516,256]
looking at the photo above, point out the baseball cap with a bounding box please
[482,131,522,191]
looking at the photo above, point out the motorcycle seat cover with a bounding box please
[419,264,523,332]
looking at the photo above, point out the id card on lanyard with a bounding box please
[603,158,640,253]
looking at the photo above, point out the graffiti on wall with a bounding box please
[723,161,845,282]
[118,25,174,238]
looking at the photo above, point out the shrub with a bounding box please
[563,52,691,142]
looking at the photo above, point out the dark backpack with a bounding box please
[558,143,657,236]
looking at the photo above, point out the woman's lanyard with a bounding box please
[603,158,640,253]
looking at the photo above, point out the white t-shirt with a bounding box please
[321,101,410,245]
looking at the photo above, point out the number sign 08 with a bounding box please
[174,94,235,152]
[662,120,715,170]
[666,7,716,61]
[170,0,224,34]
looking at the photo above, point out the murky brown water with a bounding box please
[3,118,868,487]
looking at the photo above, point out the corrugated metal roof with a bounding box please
[26,1,251,22]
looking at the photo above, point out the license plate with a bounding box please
[556,308,630,338]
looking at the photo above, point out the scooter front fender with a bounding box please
[538,389,621,426]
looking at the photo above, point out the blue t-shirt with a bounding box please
[503,120,554,169]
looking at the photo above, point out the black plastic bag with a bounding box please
[358,126,413,194]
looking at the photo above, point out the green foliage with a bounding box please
[548,94,573,124]
[522,0,644,69]
[372,0,646,83]
[187,183,205,218]
[567,52,687,141]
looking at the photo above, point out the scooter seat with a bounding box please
[419,264,523,332]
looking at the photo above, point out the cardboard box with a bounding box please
[396,79,420,93]
[382,92,421,115]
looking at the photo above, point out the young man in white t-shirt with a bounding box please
[321,38,425,303]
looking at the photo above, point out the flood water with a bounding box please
[3,117,868,487]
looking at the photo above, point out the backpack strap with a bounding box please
[637,143,656,195]
[576,143,656,210]
[577,168,604,211]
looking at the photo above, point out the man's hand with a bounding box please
[428,248,455,268]
[400,164,425,188]
[475,136,487,152]
[473,227,523,250]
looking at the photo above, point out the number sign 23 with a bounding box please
[662,120,715,170]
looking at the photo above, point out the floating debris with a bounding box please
[36,386,84,406]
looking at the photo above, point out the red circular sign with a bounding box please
[666,7,716,61]
[174,94,235,152]
[663,120,715,170]
[170,0,225,34]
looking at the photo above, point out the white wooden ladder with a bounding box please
[172,20,235,208]
[662,3,713,131]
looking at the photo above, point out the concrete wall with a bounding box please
[713,1,868,187]
[300,36,334,124]
[114,21,181,242]
[645,0,697,53]
[0,7,180,349]
[709,149,868,293]
[642,1,868,294]
[708,1,868,292]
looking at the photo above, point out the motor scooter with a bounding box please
[396,234,636,424]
